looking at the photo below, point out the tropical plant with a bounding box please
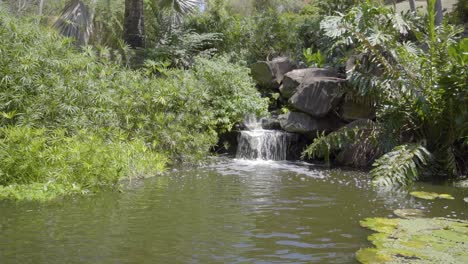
[0,10,268,199]
[302,1,467,186]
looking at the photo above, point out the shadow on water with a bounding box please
[0,158,466,264]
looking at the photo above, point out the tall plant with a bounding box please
[303,1,467,186]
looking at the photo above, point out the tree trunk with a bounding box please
[123,0,145,48]
[409,0,416,12]
[38,0,45,16]
[434,0,443,26]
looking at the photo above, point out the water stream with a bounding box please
[236,115,298,161]
[0,158,466,264]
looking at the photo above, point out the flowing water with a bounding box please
[0,158,466,264]
[236,115,298,160]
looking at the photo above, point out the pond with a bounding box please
[0,158,466,264]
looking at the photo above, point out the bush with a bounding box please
[0,11,268,199]
[0,127,166,200]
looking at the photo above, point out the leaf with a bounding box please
[410,191,455,200]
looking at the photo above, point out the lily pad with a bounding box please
[357,217,468,264]
[410,191,454,200]
[438,194,455,200]
[393,209,425,219]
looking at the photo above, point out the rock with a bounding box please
[454,179,468,188]
[336,120,380,167]
[280,68,339,99]
[261,118,281,130]
[251,57,296,89]
[289,77,346,117]
[278,112,343,134]
[339,99,376,121]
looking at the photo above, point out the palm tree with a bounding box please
[123,0,145,48]
[434,0,443,25]
[123,0,200,48]
[409,0,416,12]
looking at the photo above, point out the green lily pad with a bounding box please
[410,191,454,200]
[394,209,425,219]
[357,217,468,264]
[438,194,455,200]
[410,191,439,200]
[356,248,392,264]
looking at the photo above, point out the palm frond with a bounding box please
[301,119,377,164]
[53,0,93,46]
[372,143,431,186]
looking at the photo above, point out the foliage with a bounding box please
[447,0,468,24]
[0,127,166,200]
[303,47,326,67]
[371,144,431,186]
[304,1,467,185]
[0,11,268,199]
[147,28,221,68]
[302,119,380,164]
[186,1,318,62]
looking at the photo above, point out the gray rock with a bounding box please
[278,112,343,134]
[280,68,339,99]
[261,118,282,130]
[251,57,296,89]
[289,77,346,117]
[454,179,468,188]
[339,99,376,121]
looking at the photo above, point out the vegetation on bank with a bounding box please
[301,1,467,186]
[0,0,466,200]
[0,10,268,200]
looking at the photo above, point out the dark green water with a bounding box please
[0,158,466,264]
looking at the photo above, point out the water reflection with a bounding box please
[0,158,466,264]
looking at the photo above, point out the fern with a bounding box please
[301,119,377,164]
[372,144,431,186]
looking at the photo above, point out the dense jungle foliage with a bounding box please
[0,5,268,200]
[0,0,466,200]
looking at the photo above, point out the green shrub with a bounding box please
[0,127,167,200]
[0,10,268,199]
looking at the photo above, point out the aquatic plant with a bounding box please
[357,217,468,263]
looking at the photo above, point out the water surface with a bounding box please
[0,158,466,263]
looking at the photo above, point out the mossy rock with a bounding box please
[410,191,454,200]
[357,217,468,263]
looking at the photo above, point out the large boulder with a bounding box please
[261,117,282,130]
[339,99,376,121]
[278,112,343,134]
[289,77,346,117]
[251,57,296,89]
[279,68,339,99]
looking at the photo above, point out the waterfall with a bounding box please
[236,115,298,161]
